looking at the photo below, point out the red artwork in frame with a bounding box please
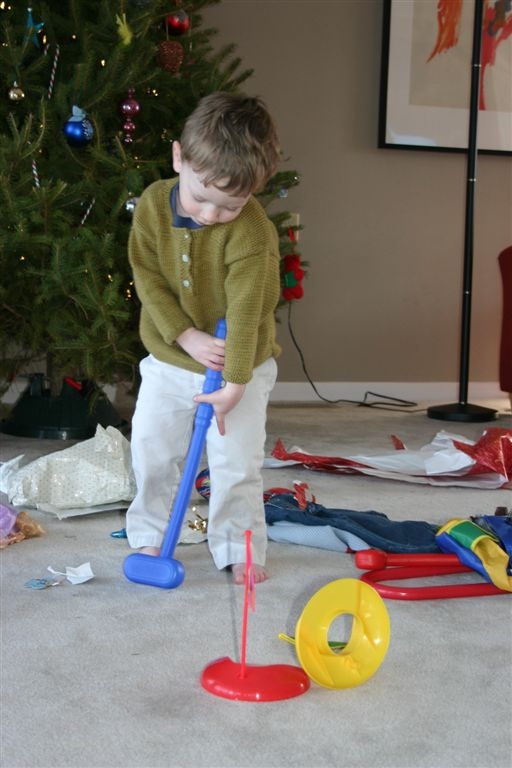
[378,0,512,154]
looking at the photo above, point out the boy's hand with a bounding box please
[194,382,245,436]
[176,327,225,370]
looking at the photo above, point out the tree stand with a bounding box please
[0,374,127,440]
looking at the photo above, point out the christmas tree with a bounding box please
[0,0,301,414]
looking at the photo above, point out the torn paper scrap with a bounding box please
[47,562,94,585]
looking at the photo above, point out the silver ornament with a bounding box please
[125,197,139,214]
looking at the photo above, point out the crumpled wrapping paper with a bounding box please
[265,429,512,489]
[1,425,136,513]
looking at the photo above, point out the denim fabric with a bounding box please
[264,493,440,553]
[266,520,370,552]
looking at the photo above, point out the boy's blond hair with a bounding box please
[179,91,280,196]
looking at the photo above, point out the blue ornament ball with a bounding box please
[195,468,210,500]
[63,116,94,147]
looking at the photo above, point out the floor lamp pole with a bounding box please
[428,0,497,423]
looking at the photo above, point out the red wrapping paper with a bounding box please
[270,429,512,489]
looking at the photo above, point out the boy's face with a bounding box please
[172,141,250,226]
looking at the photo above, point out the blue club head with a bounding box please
[123,552,185,589]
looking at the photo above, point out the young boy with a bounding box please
[125,92,282,584]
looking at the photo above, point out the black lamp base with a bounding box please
[427,402,498,423]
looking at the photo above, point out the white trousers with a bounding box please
[126,354,277,569]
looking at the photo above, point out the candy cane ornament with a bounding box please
[32,159,40,188]
[47,44,60,99]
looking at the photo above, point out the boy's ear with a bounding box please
[172,141,182,172]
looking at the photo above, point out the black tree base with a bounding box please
[0,374,128,440]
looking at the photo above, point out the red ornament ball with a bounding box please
[119,89,140,118]
[165,9,190,35]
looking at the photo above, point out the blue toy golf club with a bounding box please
[123,319,227,589]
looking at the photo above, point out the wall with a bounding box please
[201,0,512,401]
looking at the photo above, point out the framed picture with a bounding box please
[378,0,512,155]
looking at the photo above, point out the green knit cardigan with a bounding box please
[129,178,281,384]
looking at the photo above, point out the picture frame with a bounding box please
[378,0,512,155]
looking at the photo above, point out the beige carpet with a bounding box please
[1,400,511,768]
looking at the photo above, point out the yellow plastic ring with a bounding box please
[294,578,391,689]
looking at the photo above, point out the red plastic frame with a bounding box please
[355,550,509,600]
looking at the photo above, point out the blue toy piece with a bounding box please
[123,319,227,589]
[195,467,211,500]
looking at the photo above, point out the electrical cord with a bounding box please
[286,302,420,411]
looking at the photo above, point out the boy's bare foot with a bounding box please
[231,563,268,585]
[139,546,160,556]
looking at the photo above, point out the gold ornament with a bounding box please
[8,82,25,101]
[187,509,208,534]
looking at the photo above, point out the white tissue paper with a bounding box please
[47,562,95,584]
